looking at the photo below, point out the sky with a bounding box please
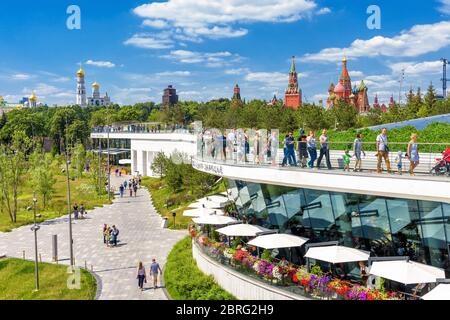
[0,0,449,106]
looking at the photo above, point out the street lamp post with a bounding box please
[64,125,74,267]
[32,192,40,290]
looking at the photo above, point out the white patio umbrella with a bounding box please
[188,201,223,209]
[216,223,275,237]
[248,233,309,249]
[183,208,222,217]
[369,260,446,285]
[197,195,229,204]
[422,284,450,300]
[304,245,370,264]
[192,215,238,226]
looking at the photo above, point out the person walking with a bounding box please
[102,224,108,245]
[281,134,289,166]
[137,262,147,291]
[133,183,138,197]
[407,133,420,176]
[307,131,317,168]
[80,203,85,219]
[119,184,124,198]
[343,149,351,172]
[129,183,133,197]
[376,128,392,173]
[103,225,111,247]
[150,258,163,289]
[395,151,404,175]
[353,133,366,172]
[285,131,297,166]
[73,203,79,220]
[124,180,128,189]
[298,135,308,168]
[317,129,332,169]
[110,225,119,247]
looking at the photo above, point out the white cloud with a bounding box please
[316,7,331,15]
[155,71,191,76]
[245,71,307,84]
[11,73,33,80]
[160,50,240,67]
[348,70,364,77]
[438,0,450,14]
[303,21,450,62]
[224,68,249,75]
[389,60,443,76]
[124,33,174,49]
[142,19,169,29]
[85,60,116,68]
[134,0,318,42]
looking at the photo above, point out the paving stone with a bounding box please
[0,176,187,300]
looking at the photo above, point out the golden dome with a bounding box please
[92,81,100,88]
[29,92,37,101]
[77,67,85,77]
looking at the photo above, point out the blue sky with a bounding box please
[0,0,449,106]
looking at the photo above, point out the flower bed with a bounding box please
[195,235,400,300]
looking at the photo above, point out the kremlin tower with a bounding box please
[326,56,370,113]
[232,84,242,101]
[76,65,87,107]
[284,56,302,110]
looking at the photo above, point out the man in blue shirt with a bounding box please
[285,131,297,166]
[150,258,162,289]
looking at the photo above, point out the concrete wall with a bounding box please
[129,133,196,176]
[192,242,307,300]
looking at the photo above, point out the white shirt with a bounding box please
[376,134,389,151]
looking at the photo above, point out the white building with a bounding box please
[76,66,112,107]
[76,66,87,106]
[87,81,111,107]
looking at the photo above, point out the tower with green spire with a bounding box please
[284,56,302,109]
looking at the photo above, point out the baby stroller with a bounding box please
[430,148,450,176]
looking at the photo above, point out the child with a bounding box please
[343,150,351,172]
[298,135,309,168]
[395,151,403,175]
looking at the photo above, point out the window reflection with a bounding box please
[225,179,450,274]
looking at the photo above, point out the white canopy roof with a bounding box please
[216,223,274,237]
[304,245,370,264]
[422,284,450,300]
[197,195,229,203]
[183,208,223,217]
[192,215,238,225]
[369,260,446,285]
[247,233,309,249]
[188,201,223,209]
[186,208,224,217]
[118,159,132,165]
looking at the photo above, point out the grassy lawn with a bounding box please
[0,174,111,232]
[0,258,97,300]
[141,176,225,230]
[164,236,235,300]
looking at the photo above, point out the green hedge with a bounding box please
[164,236,235,300]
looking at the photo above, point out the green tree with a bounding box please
[0,131,31,222]
[72,143,87,178]
[151,152,170,178]
[30,151,56,208]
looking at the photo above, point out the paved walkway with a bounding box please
[0,176,187,300]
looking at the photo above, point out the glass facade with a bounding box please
[226,179,450,275]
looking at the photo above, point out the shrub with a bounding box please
[164,236,235,300]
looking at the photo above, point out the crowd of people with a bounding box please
[118,176,141,198]
[102,224,120,247]
[200,127,423,176]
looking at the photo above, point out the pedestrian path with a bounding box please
[0,176,186,300]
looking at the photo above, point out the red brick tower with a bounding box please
[284,56,302,110]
